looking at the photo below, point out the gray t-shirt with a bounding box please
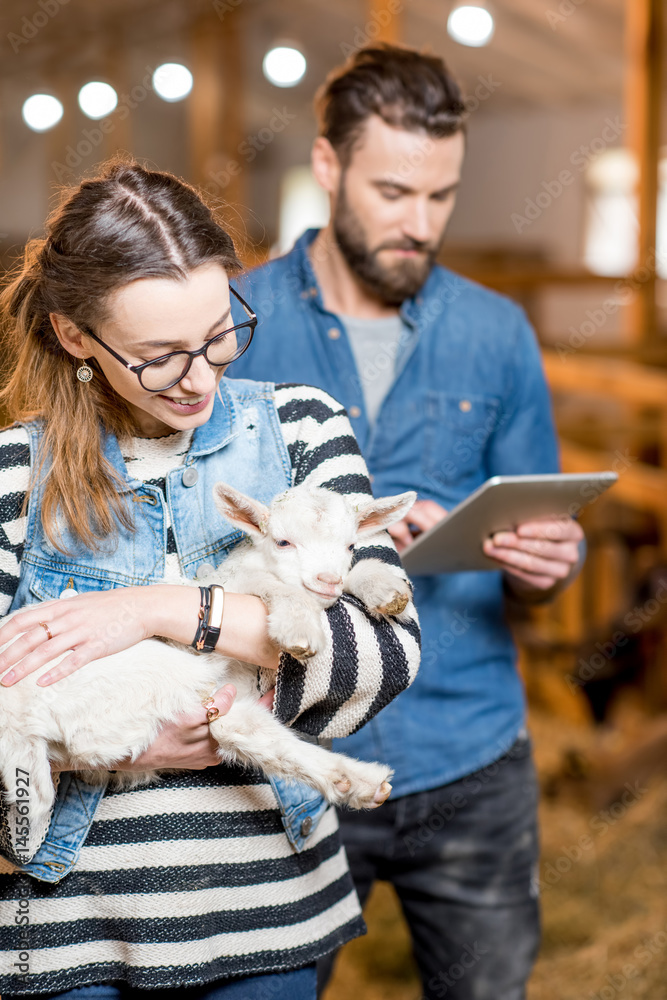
[340,313,410,427]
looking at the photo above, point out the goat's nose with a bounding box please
[316,572,343,585]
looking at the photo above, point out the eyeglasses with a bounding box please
[81,285,257,393]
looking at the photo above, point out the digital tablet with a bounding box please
[400,472,618,576]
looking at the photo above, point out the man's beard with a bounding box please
[332,181,444,306]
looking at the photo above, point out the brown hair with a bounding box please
[0,160,241,552]
[316,43,466,166]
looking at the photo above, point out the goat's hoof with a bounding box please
[329,760,394,809]
[375,593,409,616]
[284,643,317,659]
[372,781,392,807]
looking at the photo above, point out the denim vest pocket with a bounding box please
[26,564,126,603]
[422,390,501,489]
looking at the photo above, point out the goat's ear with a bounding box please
[213,483,269,536]
[355,491,417,538]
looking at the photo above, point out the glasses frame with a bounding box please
[81,285,257,393]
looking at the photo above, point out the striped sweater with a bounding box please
[0,384,420,995]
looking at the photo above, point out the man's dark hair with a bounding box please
[315,43,466,166]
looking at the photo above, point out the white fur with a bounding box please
[0,482,416,855]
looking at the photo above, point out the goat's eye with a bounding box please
[348,544,355,552]
[275,539,292,548]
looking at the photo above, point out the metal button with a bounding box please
[349,405,361,418]
[196,562,216,579]
[59,588,78,599]
[459,399,472,412]
[300,816,313,837]
[182,467,199,487]
[327,327,341,340]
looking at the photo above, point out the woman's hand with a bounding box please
[114,684,238,770]
[116,687,275,770]
[0,584,280,687]
[0,585,199,688]
[49,684,275,772]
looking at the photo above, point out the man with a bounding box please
[231,44,583,1000]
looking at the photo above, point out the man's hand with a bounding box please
[483,517,584,593]
[387,499,448,553]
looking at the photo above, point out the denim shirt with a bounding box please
[231,229,560,797]
[10,378,327,882]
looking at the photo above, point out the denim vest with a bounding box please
[12,378,328,883]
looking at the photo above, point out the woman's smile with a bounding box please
[157,391,212,415]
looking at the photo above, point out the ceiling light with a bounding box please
[22,94,64,132]
[78,81,118,120]
[447,5,495,47]
[153,63,193,102]
[263,46,306,88]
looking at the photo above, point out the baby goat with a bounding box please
[0,482,416,857]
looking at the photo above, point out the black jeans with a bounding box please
[318,735,540,1000]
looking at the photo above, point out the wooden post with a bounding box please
[557,568,585,646]
[367,0,402,44]
[188,9,245,224]
[623,0,663,345]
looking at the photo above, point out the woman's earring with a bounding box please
[76,363,94,383]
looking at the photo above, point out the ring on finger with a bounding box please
[38,621,53,641]
[202,697,220,722]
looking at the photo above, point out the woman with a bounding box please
[0,162,420,999]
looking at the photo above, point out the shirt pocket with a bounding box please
[422,390,502,490]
